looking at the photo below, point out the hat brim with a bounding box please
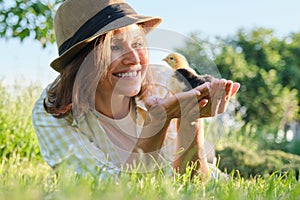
[50,15,162,72]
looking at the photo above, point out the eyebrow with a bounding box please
[112,33,143,42]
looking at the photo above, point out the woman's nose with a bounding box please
[122,47,140,65]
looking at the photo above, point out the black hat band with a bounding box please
[58,3,136,56]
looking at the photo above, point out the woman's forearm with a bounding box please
[173,118,209,178]
[125,106,172,166]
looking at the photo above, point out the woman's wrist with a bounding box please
[177,118,204,153]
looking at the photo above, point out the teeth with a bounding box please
[116,71,138,78]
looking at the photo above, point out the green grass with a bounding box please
[0,158,299,200]
[0,81,299,200]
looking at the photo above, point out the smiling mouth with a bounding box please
[113,70,139,78]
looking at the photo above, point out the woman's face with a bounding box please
[99,24,149,97]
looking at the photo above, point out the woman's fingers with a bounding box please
[145,80,240,120]
[231,82,240,97]
[145,96,164,109]
[209,79,226,116]
[217,81,240,113]
[199,98,209,108]
[196,79,239,117]
[217,80,233,113]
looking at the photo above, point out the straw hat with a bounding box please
[50,0,162,72]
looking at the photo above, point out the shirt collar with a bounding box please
[72,96,148,127]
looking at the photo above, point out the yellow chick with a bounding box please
[163,52,214,93]
[163,52,194,71]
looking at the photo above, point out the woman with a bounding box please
[32,0,239,180]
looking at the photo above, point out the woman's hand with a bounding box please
[146,79,240,121]
[198,79,240,118]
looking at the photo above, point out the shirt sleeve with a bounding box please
[31,88,120,177]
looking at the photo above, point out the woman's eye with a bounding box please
[111,45,121,51]
[132,42,144,49]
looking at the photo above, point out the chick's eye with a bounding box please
[170,57,174,60]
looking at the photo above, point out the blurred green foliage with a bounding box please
[0,82,42,162]
[216,142,300,178]
[0,0,63,46]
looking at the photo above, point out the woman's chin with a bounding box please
[114,86,141,97]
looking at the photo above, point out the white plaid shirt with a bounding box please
[32,87,177,177]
